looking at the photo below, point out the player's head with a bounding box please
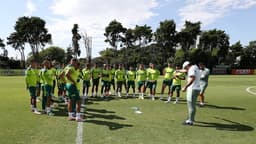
[138,64,144,70]
[42,60,51,69]
[167,63,172,67]
[175,65,181,70]
[182,61,191,70]
[118,64,123,69]
[30,60,37,68]
[198,62,205,69]
[103,64,107,69]
[129,66,133,71]
[85,63,90,68]
[151,63,155,69]
[70,58,78,67]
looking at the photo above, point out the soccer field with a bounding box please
[0,76,255,144]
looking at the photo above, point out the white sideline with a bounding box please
[246,86,256,95]
[76,97,85,144]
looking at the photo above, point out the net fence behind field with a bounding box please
[0,69,25,76]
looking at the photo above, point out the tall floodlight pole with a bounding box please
[72,24,81,58]
[81,32,92,65]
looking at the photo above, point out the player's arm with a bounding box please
[182,75,195,92]
[25,71,29,89]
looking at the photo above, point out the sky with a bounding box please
[0,0,256,59]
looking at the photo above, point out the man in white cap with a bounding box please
[181,61,201,125]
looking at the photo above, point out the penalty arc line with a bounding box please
[76,98,85,144]
[246,86,256,95]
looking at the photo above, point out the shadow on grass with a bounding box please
[204,104,246,110]
[85,119,133,130]
[195,117,254,131]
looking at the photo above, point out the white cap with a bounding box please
[182,61,190,69]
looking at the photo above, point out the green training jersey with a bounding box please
[147,68,160,81]
[50,67,57,80]
[91,68,101,79]
[65,65,80,89]
[172,71,185,85]
[56,68,66,83]
[82,68,91,81]
[164,67,174,80]
[33,68,40,83]
[111,69,116,80]
[101,69,111,81]
[25,67,37,87]
[41,68,54,86]
[115,69,125,81]
[127,70,136,81]
[136,69,147,82]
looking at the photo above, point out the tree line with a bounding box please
[0,16,255,70]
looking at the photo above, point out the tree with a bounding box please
[178,21,201,53]
[27,46,65,63]
[0,38,5,48]
[155,20,177,63]
[7,32,26,68]
[240,41,256,68]
[229,41,243,67]
[14,16,52,61]
[199,29,230,64]
[104,20,126,55]
[133,24,152,47]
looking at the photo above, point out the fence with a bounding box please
[0,69,25,76]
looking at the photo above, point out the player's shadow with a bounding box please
[85,108,125,120]
[85,119,133,130]
[53,105,67,116]
[203,104,246,110]
[195,117,254,131]
[84,108,133,130]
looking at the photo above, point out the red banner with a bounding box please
[231,69,254,75]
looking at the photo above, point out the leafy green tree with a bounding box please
[178,21,201,53]
[199,29,229,64]
[133,24,152,47]
[27,46,65,63]
[155,20,177,63]
[7,32,26,68]
[0,38,5,48]
[13,16,52,61]
[104,20,126,54]
[240,41,256,68]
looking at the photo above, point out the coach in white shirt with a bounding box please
[181,61,201,125]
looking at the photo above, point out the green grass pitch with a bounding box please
[0,75,255,144]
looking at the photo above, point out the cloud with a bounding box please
[48,0,158,57]
[24,0,36,16]
[178,0,256,28]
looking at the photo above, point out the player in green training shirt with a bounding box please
[165,65,185,104]
[91,63,101,97]
[126,66,136,97]
[147,63,160,100]
[115,64,126,97]
[160,63,174,100]
[101,64,111,98]
[25,60,41,114]
[41,60,54,116]
[136,64,147,99]
[110,64,116,95]
[65,58,83,122]
[82,63,91,99]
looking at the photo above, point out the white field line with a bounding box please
[76,97,85,144]
[246,86,256,95]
